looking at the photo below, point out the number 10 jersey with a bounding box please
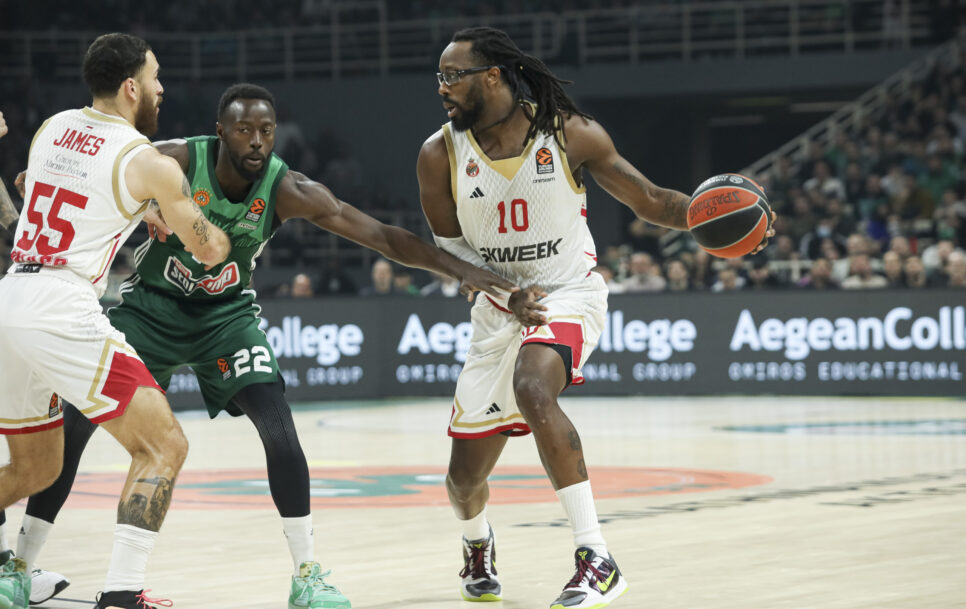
[442,121,598,292]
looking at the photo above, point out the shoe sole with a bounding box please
[288,602,351,609]
[29,579,70,605]
[461,591,502,602]
[550,578,628,609]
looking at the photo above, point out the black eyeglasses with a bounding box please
[436,65,500,87]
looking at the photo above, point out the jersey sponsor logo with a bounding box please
[469,186,485,199]
[466,159,480,177]
[48,393,62,418]
[193,188,211,207]
[10,251,67,266]
[237,221,258,231]
[246,198,266,222]
[478,238,563,264]
[163,257,241,296]
[51,127,105,156]
[535,147,554,174]
[13,263,42,273]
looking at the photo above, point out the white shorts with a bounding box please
[0,270,160,435]
[449,273,608,439]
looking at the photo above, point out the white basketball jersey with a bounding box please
[443,123,597,292]
[13,107,152,297]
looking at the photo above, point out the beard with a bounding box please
[448,82,485,132]
[227,146,267,182]
[134,93,160,136]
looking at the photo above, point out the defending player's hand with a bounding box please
[14,171,26,198]
[457,265,520,302]
[143,199,173,242]
[508,286,549,327]
[0,111,7,139]
[749,210,778,255]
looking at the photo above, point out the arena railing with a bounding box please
[741,35,962,182]
[0,0,933,80]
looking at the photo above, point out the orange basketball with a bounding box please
[687,173,772,258]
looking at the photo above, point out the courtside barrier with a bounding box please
[163,289,966,410]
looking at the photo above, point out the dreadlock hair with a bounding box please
[451,27,592,149]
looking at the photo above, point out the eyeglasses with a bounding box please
[436,65,500,87]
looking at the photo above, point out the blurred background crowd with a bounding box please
[1,0,965,300]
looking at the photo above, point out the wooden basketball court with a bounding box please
[12,395,965,609]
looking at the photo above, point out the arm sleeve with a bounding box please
[433,234,512,310]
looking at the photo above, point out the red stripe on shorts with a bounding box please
[89,351,163,424]
[522,321,586,385]
[0,418,65,435]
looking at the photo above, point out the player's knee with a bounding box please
[163,425,189,469]
[513,377,555,423]
[446,470,486,498]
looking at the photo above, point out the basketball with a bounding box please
[687,173,772,258]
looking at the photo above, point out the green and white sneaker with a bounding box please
[289,562,351,609]
[0,557,29,609]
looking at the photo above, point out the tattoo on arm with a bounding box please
[181,175,192,198]
[191,202,211,245]
[118,476,174,531]
[612,160,688,227]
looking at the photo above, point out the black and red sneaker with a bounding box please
[459,526,501,601]
[95,589,173,609]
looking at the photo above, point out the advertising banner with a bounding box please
[164,290,966,410]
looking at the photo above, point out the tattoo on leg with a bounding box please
[118,476,174,531]
[577,458,587,479]
[568,429,582,451]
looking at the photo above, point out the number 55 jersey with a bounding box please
[13,107,153,297]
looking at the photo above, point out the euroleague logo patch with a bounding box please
[48,393,62,419]
[466,159,480,177]
[217,358,231,380]
[246,198,266,222]
[193,188,211,207]
[536,147,554,174]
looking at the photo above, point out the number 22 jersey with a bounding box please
[442,121,598,293]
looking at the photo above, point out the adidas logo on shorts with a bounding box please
[484,403,501,415]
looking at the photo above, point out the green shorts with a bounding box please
[107,285,279,418]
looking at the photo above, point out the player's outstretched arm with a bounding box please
[566,116,691,230]
[126,147,230,267]
[276,168,518,300]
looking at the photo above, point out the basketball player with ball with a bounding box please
[419,26,775,609]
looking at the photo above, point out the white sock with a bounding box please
[556,480,608,557]
[282,515,314,576]
[459,505,490,541]
[103,524,157,592]
[0,522,10,553]
[17,515,53,572]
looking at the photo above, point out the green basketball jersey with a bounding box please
[131,135,288,300]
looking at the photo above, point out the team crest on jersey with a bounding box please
[536,147,554,174]
[48,393,62,419]
[466,159,480,177]
[246,198,266,222]
[163,257,241,296]
[193,188,212,207]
